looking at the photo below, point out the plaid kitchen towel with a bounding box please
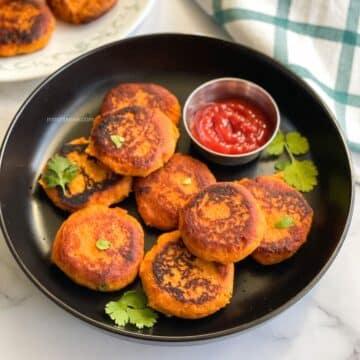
[196,0,360,152]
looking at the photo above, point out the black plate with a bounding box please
[0,34,354,342]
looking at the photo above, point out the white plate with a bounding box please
[0,0,154,82]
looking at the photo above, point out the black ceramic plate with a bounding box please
[0,34,354,342]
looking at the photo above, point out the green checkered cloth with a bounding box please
[196,0,360,152]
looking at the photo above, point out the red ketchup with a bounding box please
[190,99,272,155]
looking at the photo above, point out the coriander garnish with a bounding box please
[42,154,78,195]
[285,132,310,154]
[266,130,318,192]
[105,290,158,329]
[110,135,125,149]
[266,131,285,155]
[274,215,295,229]
[96,239,111,250]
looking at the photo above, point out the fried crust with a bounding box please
[51,205,144,291]
[179,182,266,264]
[87,106,179,177]
[134,153,216,230]
[239,176,313,265]
[139,231,234,319]
[100,83,181,126]
[47,0,117,24]
[0,0,55,57]
[38,137,132,212]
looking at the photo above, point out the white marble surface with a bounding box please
[0,1,359,359]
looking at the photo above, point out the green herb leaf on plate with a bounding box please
[96,239,111,250]
[274,159,291,171]
[183,177,192,185]
[283,159,318,192]
[105,301,129,327]
[274,215,295,229]
[127,308,158,329]
[266,130,285,155]
[105,290,158,329]
[269,130,318,192]
[110,135,125,149]
[43,154,79,195]
[286,131,310,155]
[120,290,147,309]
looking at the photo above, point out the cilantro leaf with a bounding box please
[96,239,111,250]
[105,301,129,326]
[110,135,125,149]
[182,177,192,185]
[127,308,158,329]
[48,154,74,174]
[266,131,285,155]
[275,215,294,229]
[286,132,309,155]
[43,155,79,195]
[43,169,60,187]
[105,290,157,329]
[63,163,79,180]
[119,290,147,309]
[274,159,291,171]
[269,130,318,192]
[283,160,318,192]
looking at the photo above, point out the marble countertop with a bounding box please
[0,1,359,359]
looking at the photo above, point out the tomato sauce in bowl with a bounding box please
[190,98,273,155]
[183,78,280,165]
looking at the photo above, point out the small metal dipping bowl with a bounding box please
[183,78,280,165]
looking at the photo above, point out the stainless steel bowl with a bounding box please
[183,78,280,165]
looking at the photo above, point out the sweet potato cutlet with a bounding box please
[134,153,216,230]
[239,175,313,265]
[0,0,55,56]
[101,83,181,126]
[140,231,234,319]
[39,137,132,212]
[47,0,117,24]
[52,205,144,291]
[179,182,266,264]
[87,106,179,177]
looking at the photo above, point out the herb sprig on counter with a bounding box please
[266,130,318,192]
[43,155,78,195]
[105,290,158,329]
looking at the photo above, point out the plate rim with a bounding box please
[0,0,155,82]
[0,33,355,342]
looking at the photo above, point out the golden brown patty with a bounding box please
[38,137,132,212]
[100,83,181,126]
[47,0,117,24]
[239,175,313,265]
[87,106,179,177]
[140,231,234,319]
[0,0,55,57]
[134,153,216,230]
[179,182,266,264]
[51,205,144,291]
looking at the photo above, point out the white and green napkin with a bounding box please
[196,0,360,152]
